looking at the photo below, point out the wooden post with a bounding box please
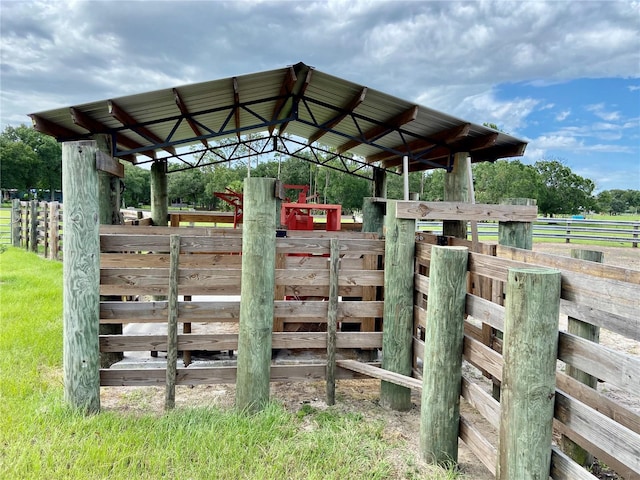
[96,135,124,368]
[561,248,603,466]
[42,202,49,259]
[373,167,387,198]
[11,198,21,247]
[165,234,180,411]
[29,200,38,252]
[49,202,60,260]
[326,238,340,406]
[151,160,168,227]
[362,197,385,237]
[497,267,561,480]
[380,200,416,411]
[494,198,537,400]
[236,177,276,413]
[419,245,469,465]
[62,140,101,414]
[498,198,536,250]
[443,152,469,239]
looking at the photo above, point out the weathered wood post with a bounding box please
[62,140,101,413]
[498,198,536,250]
[150,160,168,227]
[49,202,60,260]
[494,198,537,400]
[29,199,38,252]
[419,245,469,465]
[165,234,180,411]
[236,177,276,413]
[361,197,385,237]
[443,152,469,239]
[11,198,21,247]
[497,267,561,480]
[561,248,604,466]
[380,200,416,411]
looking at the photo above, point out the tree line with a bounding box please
[2,125,638,216]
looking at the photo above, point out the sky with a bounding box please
[1,0,639,192]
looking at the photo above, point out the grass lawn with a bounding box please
[0,248,461,479]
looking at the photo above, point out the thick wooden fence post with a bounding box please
[380,200,416,411]
[62,140,101,414]
[236,177,276,413]
[497,267,561,480]
[151,160,168,227]
[11,198,21,247]
[419,245,469,465]
[362,197,385,237]
[443,152,469,239]
[49,202,60,260]
[42,202,50,258]
[494,197,536,400]
[165,234,180,411]
[29,200,38,252]
[561,248,604,466]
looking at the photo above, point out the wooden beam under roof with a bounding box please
[232,77,241,140]
[268,66,297,135]
[307,87,367,145]
[29,114,80,140]
[470,143,527,163]
[70,107,154,161]
[108,100,176,155]
[365,123,471,164]
[335,105,419,154]
[277,68,313,136]
[173,89,208,148]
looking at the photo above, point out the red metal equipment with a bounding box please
[280,184,341,232]
[213,188,243,228]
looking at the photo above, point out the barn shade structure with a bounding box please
[29,61,527,179]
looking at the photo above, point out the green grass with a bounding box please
[0,248,462,479]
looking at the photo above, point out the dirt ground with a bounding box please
[101,243,639,479]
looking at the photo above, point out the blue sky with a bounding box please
[1,0,638,191]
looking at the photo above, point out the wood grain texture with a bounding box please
[326,238,339,405]
[62,140,101,414]
[420,246,469,465]
[497,268,561,480]
[380,201,416,411]
[396,201,538,222]
[459,416,497,476]
[165,235,179,410]
[236,177,276,413]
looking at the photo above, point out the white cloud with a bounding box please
[555,110,571,122]
[586,103,621,122]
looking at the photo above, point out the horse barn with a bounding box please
[29,62,639,479]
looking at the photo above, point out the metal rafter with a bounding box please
[335,105,419,154]
[278,67,313,136]
[307,87,367,145]
[173,88,208,148]
[108,100,177,155]
[232,77,241,140]
[268,66,297,135]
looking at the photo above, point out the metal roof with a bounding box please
[29,61,527,179]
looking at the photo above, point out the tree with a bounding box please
[122,163,150,207]
[534,160,595,216]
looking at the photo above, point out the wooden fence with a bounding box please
[417,217,640,247]
[412,233,639,479]
[99,226,384,386]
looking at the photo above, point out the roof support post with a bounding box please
[95,134,124,368]
[373,167,387,198]
[62,140,101,414]
[443,152,469,238]
[151,160,168,227]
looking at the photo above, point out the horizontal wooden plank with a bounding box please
[100,300,384,323]
[466,294,505,332]
[101,253,243,268]
[100,332,383,352]
[558,331,640,396]
[556,372,640,434]
[100,225,242,236]
[284,255,364,270]
[96,151,124,177]
[555,390,640,477]
[396,201,538,222]
[100,364,373,386]
[276,269,383,287]
[550,447,600,480]
[560,300,639,341]
[461,376,499,428]
[497,245,640,283]
[336,359,422,390]
[463,335,503,381]
[414,273,429,296]
[100,234,243,253]
[459,415,497,476]
[276,238,385,255]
